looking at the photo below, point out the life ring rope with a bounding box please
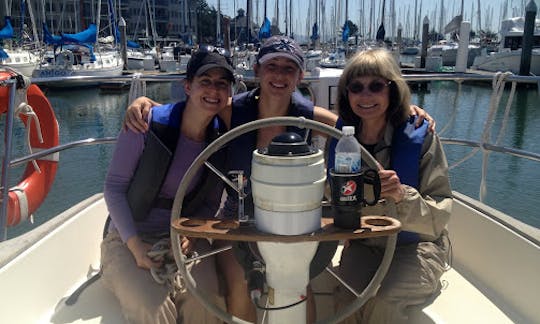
[15,100,44,173]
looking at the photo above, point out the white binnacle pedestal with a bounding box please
[251,133,326,323]
[257,241,319,324]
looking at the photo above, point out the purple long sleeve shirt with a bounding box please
[104,125,221,243]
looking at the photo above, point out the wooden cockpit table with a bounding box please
[171,215,401,242]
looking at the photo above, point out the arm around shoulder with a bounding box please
[313,106,338,126]
[124,96,161,133]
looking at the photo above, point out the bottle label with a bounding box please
[335,152,361,173]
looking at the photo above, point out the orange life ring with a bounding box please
[0,71,59,227]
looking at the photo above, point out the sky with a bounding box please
[206,0,531,41]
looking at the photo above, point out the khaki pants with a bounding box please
[335,236,449,324]
[101,230,225,324]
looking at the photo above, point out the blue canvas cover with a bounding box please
[0,17,14,39]
[311,23,319,41]
[0,48,8,59]
[114,28,140,48]
[43,23,63,46]
[342,22,350,42]
[61,24,97,44]
[258,17,271,40]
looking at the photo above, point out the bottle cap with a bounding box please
[342,126,355,136]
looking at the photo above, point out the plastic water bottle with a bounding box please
[335,126,361,173]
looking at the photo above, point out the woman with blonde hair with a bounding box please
[328,48,452,323]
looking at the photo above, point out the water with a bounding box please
[2,81,539,239]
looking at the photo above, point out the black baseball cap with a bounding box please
[186,51,235,82]
[257,36,305,70]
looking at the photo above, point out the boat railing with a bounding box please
[26,70,540,86]
[2,71,540,240]
[7,138,117,168]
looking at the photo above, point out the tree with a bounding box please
[194,0,219,44]
[344,20,358,37]
[428,29,443,43]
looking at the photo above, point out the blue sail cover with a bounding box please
[43,23,63,45]
[62,24,97,44]
[0,48,8,59]
[114,28,140,48]
[0,17,14,39]
[342,22,350,42]
[258,17,271,40]
[127,40,140,48]
[376,23,385,41]
[311,23,319,41]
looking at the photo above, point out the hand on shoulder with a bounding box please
[123,96,161,133]
[409,104,436,133]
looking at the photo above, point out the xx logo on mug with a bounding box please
[340,180,358,201]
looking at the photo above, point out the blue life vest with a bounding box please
[225,88,314,218]
[328,116,428,245]
[127,102,227,221]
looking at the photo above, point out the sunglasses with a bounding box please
[194,45,233,65]
[347,80,392,94]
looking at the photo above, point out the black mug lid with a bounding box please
[258,132,316,156]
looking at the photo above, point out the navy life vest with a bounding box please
[226,88,314,218]
[328,116,428,245]
[127,102,227,221]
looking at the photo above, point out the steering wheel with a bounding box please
[170,116,398,324]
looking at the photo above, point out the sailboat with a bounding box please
[305,22,322,72]
[32,0,123,86]
[0,16,39,77]
[0,71,539,323]
[320,0,348,69]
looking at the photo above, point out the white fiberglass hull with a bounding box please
[472,49,540,74]
[0,49,39,77]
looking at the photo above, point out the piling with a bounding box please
[520,0,537,76]
[223,17,231,54]
[455,21,471,73]
[119,17,128,71]
[397,23,403,51]
[420,16,429,68]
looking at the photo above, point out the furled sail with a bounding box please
[0,17,14,39]
[258,17,271,40]
[311,23,319,41]
[61,24,97,44]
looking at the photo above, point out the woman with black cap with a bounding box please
[101,51,234,324]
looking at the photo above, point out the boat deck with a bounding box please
[52,253,515,324]
[1,195,537,323]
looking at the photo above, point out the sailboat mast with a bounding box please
[285,0,288,35]
[274,0,278,34]
[289,0,292,37]
[477,0,481,32]
[345,0,348,22]
[3,0,10,16]
[217,0,221,44]
[25,0,40,49]
[96,0,101,47]
[247,0,251,43]
[413,0,418,40]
